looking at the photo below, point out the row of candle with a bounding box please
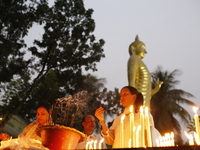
[184,106,200,145]
[86,106,200,149]
[154,106,200,147]
[193,106,200,145]
[156,132,175,147]
[120,105,152,148]
[184,131,195,145]
[85,138,104,150]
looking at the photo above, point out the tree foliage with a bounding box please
[0,0,48,84]
[0,0,105,128]
[150,66,195,145]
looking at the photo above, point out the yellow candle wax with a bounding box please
[145,107,152,147]
[120,114,125,148]
[189,134,194,145]
[93,140,97,149]
[193,106,200,144]
[156,139,160,147]
[140,106,145,147]
[98,138,104,149]
[136,126,141,147]
[89,140,94,149]
[170,132,175,146]
[133,126,136,147]
[86,141,90,150]
[129,105,134,147]
[128,139,132,148]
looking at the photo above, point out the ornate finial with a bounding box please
[128,35,145,55]
[133,35,144,47]
[135,35,140,41]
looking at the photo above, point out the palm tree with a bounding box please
[150,66,196,145]
[187,118,196,133]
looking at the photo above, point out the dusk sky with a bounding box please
[83,1,200,115]
[82,1,200,138]
[26,0,200,138]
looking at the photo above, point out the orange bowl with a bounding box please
[37,125,85,150]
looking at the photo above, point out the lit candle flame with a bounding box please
[100,138,104,143]
[140,106,143,113]
[145,106,148,115]
[121,114,125,121]
[130,105,133,113]
[170,132,174,139]
[193,106,198,114]
[137,125,141,131]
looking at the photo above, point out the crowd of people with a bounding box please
[0,85,161,149]
[0,34,163,149]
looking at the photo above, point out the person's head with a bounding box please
[36,103,51,126]
[120,86,143,112]
[129,35,147,59]
[82,115,96,135]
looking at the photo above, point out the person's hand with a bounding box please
[95,107,105,121]
[0,133,11,141]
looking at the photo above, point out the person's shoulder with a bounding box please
[112,114,123,124]
[26,120,38,127]
[92,133,103,140]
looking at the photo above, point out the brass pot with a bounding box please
[37,125,85,150]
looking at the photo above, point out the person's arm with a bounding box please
[95,107,109,135]
[95,107,115,146]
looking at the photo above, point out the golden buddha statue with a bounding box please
[127,35,163,108]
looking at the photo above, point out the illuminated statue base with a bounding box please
[37,125,85,150]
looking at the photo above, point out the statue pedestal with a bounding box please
[37,125,85,150]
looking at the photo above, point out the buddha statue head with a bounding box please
[128,35,147,59]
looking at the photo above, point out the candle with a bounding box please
[170,132,175,146]
[166,133,170,146]
[136,125,141,147]
[164,133,168,146]
[93,140,97,149]
[86,141,90,150]
[156,139,160,147]
[189,134,194,145]
[193,106,200,144]
[89,140,94,149]
[194,132,199,145]
[133,126,136,147]
[128,139,132,148]
[162,136,166,147]
[185,131,194,145]
[98,138,104,149]
[159,136,163,147]
[120,114,125,148]
[145,107,152,147]
[129,105,134,147]
[140,106,145,147]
